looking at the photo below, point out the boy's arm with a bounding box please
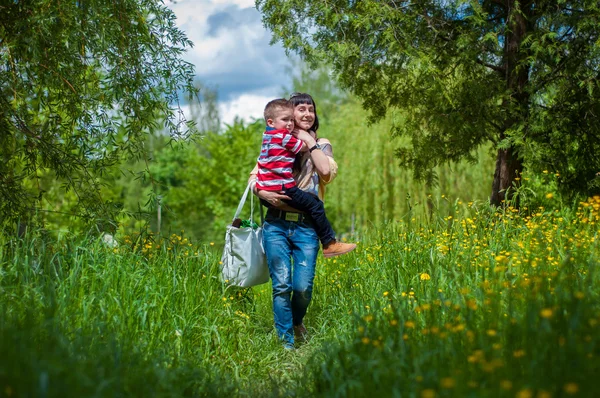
[281,132,304,154]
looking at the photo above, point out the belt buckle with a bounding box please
[285,212,299,222]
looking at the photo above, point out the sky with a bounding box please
[167,0,292,127]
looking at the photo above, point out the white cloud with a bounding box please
[167,0,292,108]
[219,92,274,126]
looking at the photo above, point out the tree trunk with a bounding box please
[490,0,532,207]
[490,146,523,206]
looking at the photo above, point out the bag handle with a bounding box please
[233,181,252,222]
[232,181,265,224]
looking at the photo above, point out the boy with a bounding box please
[256,98,356,258]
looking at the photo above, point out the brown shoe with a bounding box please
[294,323,308,343]
[322,241,357,258]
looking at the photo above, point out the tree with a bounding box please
[148,120,265,241]
[257,0,600,205]
[0,0,197,229]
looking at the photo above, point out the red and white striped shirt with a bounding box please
[256,127,304,191]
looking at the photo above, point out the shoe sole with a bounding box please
[323,245,357,258]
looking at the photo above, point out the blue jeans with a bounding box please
[262,216,320,345]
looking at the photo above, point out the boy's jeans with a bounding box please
[262,216,319,346]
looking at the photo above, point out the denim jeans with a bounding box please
[282,186,335,246]
[262,216,320,345]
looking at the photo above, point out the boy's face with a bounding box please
[267,107,295,131]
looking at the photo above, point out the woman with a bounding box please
[249,93,339,350]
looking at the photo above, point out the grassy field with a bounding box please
[1,195,599,397]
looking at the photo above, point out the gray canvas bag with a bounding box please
[220,181,269,287]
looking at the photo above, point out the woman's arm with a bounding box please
[249,165,293,208]
[294,130,332,178]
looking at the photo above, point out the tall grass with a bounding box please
[1,195,599,396]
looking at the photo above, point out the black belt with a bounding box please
[266,208,310,223]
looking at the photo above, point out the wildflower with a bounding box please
[383,291,389,297]
[420,273,431,281]
[500,380,512,390]
[513,350,526,358]
[516,388,533,398]
[564,383,579,395]
[546,193,554,199]
[486,329,497,337]
[440,377,455,389]
[361,337,370,345]
[390,319,398,326]
[467,299,478,310]
[540,308,553,319]
[210,242,215,246]
[420,389,436,398]
[363,314,373,322]
[405,320,415,329]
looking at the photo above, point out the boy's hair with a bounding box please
[264,98,293,121]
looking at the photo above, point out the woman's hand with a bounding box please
[292,128,317,148]
[257,189,291,208]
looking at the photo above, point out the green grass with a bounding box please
[1,196,599,397]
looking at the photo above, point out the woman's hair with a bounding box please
[289,92,320,174]
[289,92,319,133]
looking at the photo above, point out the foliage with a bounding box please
[323,96,496,232]
[0,0,197,228]
[257,0,600,203]
[146,120,265,240]
[1,196,599,396]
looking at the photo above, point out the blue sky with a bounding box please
[167,0,292,126]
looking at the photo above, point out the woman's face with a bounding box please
[293,102,315,131]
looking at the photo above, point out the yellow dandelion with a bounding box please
[440,377,455,389]
[420,389,436,398]
[540,308,553,319]
[405,320,416,329]
[383,291,389,297]
[564,383,579,395]
[516,388,533,398]
[495,255,508,263]
[420,273,431,281]
[500,380,512,390]
[546,193,554,199]
[486,329,497,337]
[537,390,552,398]
[210,242,215,246]
[513,350,526,358]
[361,337,371,345]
